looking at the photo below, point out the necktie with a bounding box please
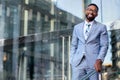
[85,24,91,39]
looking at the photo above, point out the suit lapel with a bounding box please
[86,21,97,42]
[78,22,85,43]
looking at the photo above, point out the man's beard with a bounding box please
[85,14,95,21]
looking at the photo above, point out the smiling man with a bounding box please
[70,3,109,80]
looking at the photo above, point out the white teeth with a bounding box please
[88,14,93,17]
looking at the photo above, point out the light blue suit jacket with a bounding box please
[70,20,109,68]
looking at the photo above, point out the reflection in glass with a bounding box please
[0,0,82,80]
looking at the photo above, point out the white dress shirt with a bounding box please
[84,20,94,40]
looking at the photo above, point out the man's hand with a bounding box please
[94,59,102,72]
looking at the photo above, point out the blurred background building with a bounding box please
[0,0,120,80]
[0,0,82,80]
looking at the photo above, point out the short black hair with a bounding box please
[87,3,99,12]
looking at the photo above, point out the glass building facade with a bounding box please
[0,0,82,80]
[108,20,120,80]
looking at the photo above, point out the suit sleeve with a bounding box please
[97,25,109,62]
[70,26,78,64]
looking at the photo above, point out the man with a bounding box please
[70,3,109,80]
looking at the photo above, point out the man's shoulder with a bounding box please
[95,20,106,26]
[74,21,84,28]
[95,21,107,30]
